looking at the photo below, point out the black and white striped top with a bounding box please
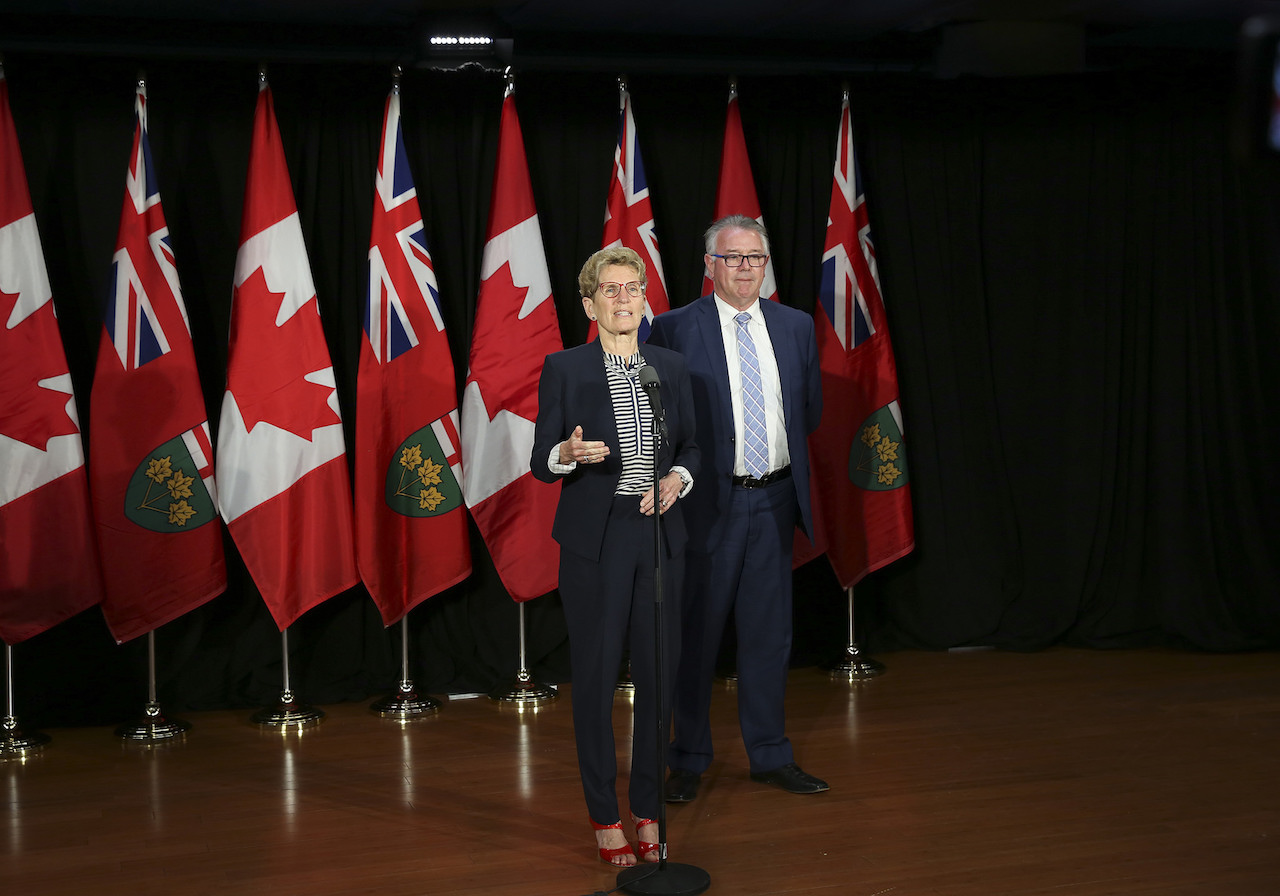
[603,350,656,496]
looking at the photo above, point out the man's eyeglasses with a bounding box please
[597,281,645,298]
[711,253,769,268]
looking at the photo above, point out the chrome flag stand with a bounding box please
[116,629,191,742]
[2,644,50,757]
[251,629,324,728]
[370,617,440,718]
[829,586,885,680]
[488,600,557,708]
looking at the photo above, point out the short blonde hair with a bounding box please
[579,246,647,297]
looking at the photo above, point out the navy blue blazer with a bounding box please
[648,295,822,554]
[530,341,700,563]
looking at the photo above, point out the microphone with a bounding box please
[637,364,669,441]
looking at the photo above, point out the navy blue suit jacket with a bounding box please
[530,341,699,562]
[648,295,821,554]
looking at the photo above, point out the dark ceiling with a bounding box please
[3,1,1280,75]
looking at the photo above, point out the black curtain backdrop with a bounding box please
[4,50,1278,727]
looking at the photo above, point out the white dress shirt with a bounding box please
[713,294,791,477]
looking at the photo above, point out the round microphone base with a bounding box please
[616,861,710,895]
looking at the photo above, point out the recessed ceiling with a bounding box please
[1,0,1276,73]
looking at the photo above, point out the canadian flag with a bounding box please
[0,68,104,643]
[459,86,562,602]
[701,84,779,303]
[216,79,358,629]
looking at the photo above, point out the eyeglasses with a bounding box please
[710,253,769,268]
[597,281,645,298]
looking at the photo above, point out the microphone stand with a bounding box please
[617,404,710,896]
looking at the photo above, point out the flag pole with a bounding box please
[828,586,885,680]
[115,628,191,742]
[370,616,441,718]
[251,628,325,727]
[1,643,50,756]
[487,600,557,708]
[471,68,556,710]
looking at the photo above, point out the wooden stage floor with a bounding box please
[4,647,1277,895]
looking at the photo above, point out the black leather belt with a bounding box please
[732,466,791,489]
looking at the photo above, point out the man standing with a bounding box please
[648,215,826,800]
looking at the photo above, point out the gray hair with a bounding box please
[703,214,771,256]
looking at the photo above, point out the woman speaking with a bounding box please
[531,247,699,866]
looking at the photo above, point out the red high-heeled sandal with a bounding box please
[591,819,636,866]
[633,816,660,863]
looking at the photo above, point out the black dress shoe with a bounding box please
[664,768,701,803]
[749,762,829,794]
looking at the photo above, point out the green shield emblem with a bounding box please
[386,422,464,517]
[849,405,909,491]
[124,436,219,532]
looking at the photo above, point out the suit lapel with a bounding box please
[580,342,620,452]
[695,297,733,415]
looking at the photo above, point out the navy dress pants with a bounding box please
[559,495,684,824]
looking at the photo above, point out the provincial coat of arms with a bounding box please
[849,405,908,491]
[125,435,218,532]
[385,422,463,517]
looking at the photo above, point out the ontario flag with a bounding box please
[0,68,104,643]
[460,85,561,602]
[357,83,470,626]
[89,81,227,644]
[216,79,358,630]
[590,84,668,343]
[701,82,779,305]
[810,91,914,588]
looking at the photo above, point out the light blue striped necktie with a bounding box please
[735,312,769,478]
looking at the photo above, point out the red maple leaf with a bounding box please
[226,268,341,440]
[466,260,549,423]
[0,287,79,450]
